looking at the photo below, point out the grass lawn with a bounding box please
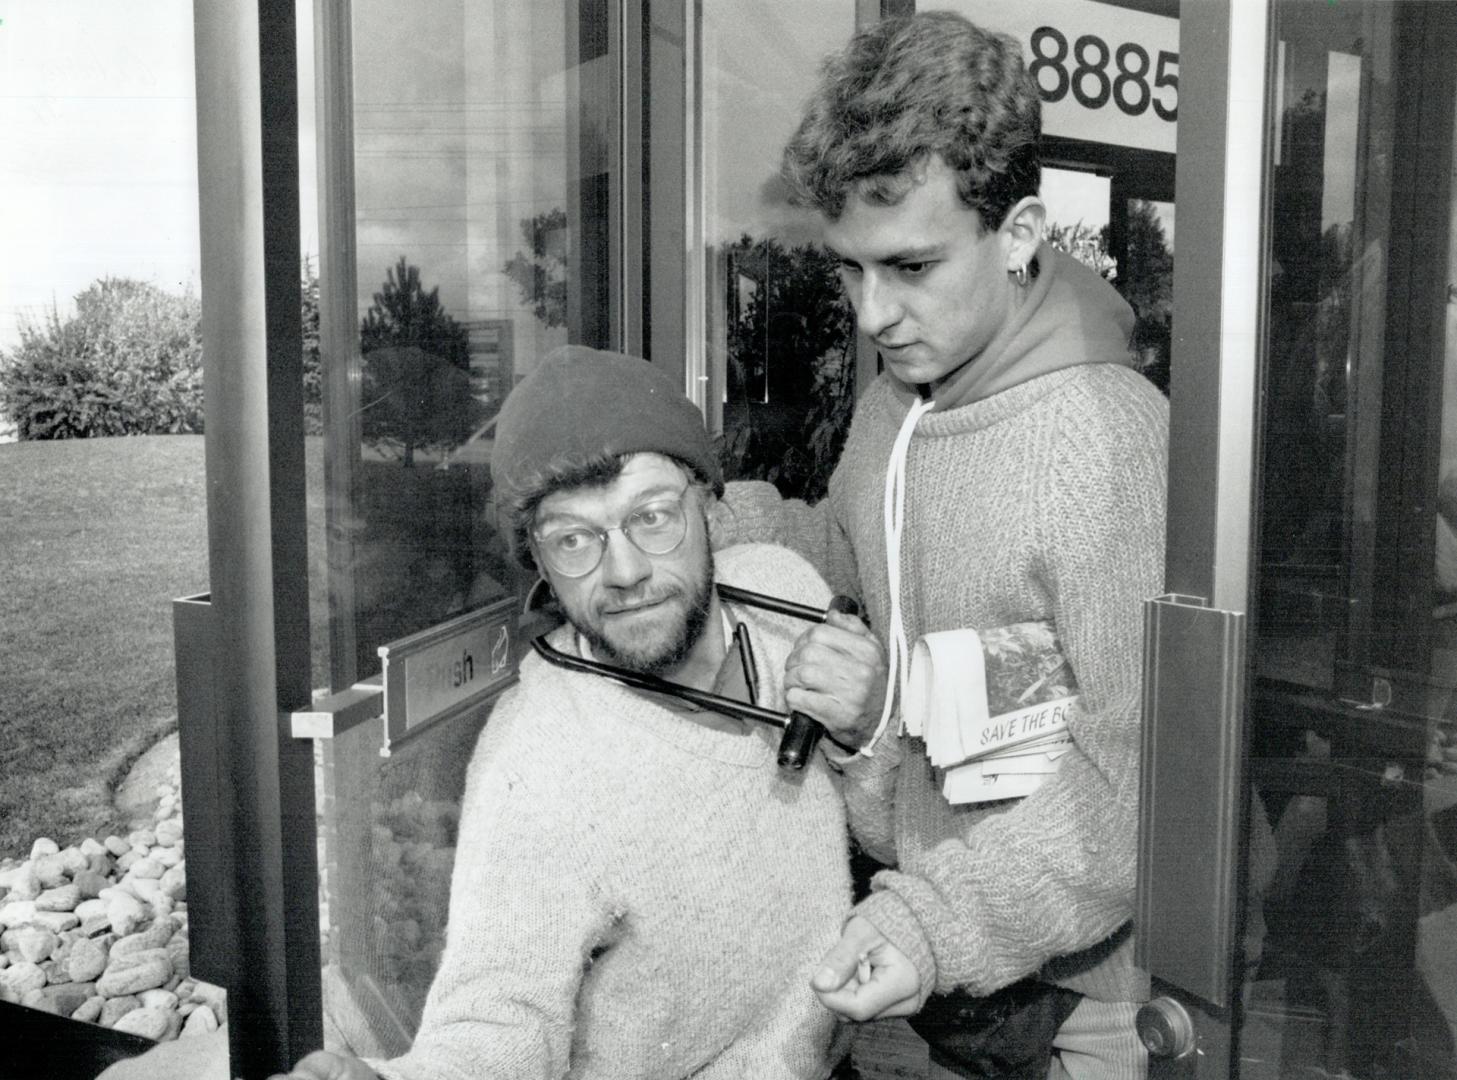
[0,435,209,855]
[0,434,512,858]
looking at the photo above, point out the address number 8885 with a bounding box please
[1030,24,1178,123]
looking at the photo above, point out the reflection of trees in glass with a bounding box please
[504,208,569,329]
[359,257,481,466]
[1047,204,1174,394]
[719,235,854,503]
[1261,85,1352,570]
[1117,201,1174,395]
[1045,220,1115,280]
[302,255,323,435]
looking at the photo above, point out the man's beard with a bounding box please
[572,545,715,676]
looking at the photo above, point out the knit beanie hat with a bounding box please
[491,345,723,562]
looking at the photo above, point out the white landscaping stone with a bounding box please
[152,846,182,869]
[32,853,69,889]
[40,980,96,1018]
[139,988,179,1010]
[0,901,37,928]
[112,916,177,960]
[160,863,186,901]
[99,994,140,1026]
[127,877,164,904]
[181,1003,219,1036]
[1,864,41,901]
[190,980,227,1015]
[0,960,47,996]
[97,948,173,997]
[69,936,109,982]
[35,884,81,912]
[30,911,79,934]
[106,893,147,936]
[72,870,109,900]
[14,926,58,964]
[128,856,164,880]
[113,1005,173,1040]
[115,850,144,874]
[75,898,108,922]
[4,764,215,1044]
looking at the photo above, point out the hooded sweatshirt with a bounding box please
[719,240,1170,1003]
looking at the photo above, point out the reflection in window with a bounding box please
[701,1,857,503]
[1248,5,1457,1076]
[312,0,618,1055]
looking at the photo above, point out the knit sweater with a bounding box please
[375,543,852,1080]
[720,363,1169,1004]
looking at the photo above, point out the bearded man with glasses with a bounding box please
[268,345,885,1080]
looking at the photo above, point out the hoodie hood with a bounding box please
[888,241,1137,412]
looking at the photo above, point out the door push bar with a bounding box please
[530,582,860,770]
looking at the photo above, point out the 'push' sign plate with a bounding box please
[378,596,517,754]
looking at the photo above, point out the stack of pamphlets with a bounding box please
[902,621,1078,805]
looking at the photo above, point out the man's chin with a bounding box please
[587,608,688,675]
[592,633,686,677]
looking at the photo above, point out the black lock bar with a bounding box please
[529,582,860,771]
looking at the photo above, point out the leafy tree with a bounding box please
[1048,208,1174,394]
[1110,201,1175,394]
[504,208,569,329]
[717,235,855,501]
[0,278,203,439]
[359,257,480,466]
[361,256,471,370]
[1045,220,1116,280]
[723,235,849,406]
[301,255,323,435]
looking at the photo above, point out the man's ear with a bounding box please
[1001,196,1046,271]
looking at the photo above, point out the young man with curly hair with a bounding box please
[717,11,1168,1078]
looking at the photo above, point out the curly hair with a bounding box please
[781,11,1041,229]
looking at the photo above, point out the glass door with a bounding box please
[1146,1,1457,1076]
[1242,1,1457,1076]
[307,0,631,1061]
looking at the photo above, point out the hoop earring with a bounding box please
[1013,264,1029,288]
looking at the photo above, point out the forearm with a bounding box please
[826,736,901,866]
[858,743,1140,997]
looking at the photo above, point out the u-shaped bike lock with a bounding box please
[529,582,859,770]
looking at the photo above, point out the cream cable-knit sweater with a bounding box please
[721,364,1168,1004]
[375,543,852,1080]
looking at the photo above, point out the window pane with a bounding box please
[311,0,620,1053]
[1248,4,1457,1076]
[701,1,857,503]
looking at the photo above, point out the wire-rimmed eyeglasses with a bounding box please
[531,486,694,578]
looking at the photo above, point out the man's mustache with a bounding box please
[597,586,682,614]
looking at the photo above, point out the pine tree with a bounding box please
[358,258,480,466]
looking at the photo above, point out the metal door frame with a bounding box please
[1137,0,1275,1074]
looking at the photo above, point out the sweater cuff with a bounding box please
[827,730,902,773]
[855,886,936,999]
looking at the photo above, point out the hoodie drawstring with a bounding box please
[861,396,935,754]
